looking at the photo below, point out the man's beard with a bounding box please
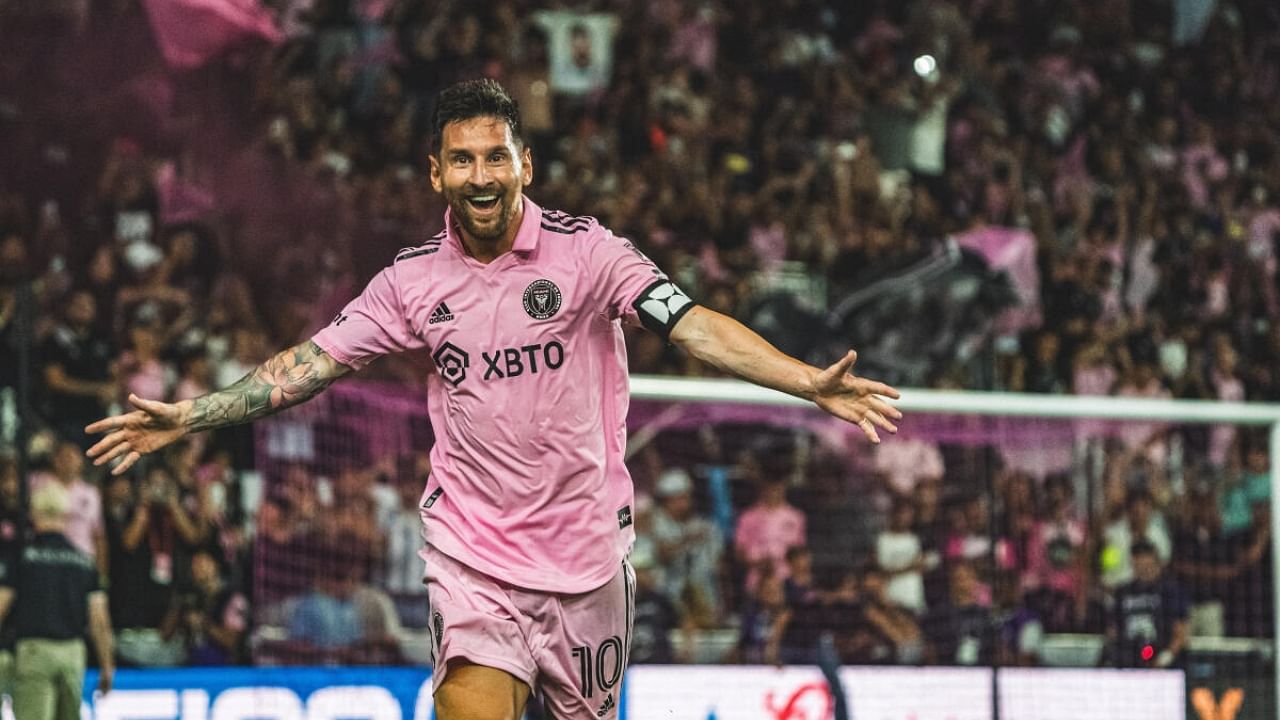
[447,185,516,241]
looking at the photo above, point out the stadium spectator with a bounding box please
[1022,474,1087,632]
[651,468,724,626]
[283,553,401,665]
[1172,484,1234,638]
[859,564,924,664]
[774,546,860,665]
[876,497,928,614]
[0,481,115,720]
[0,454,20,695]
[1100,489,1172,589]
[734,475,806,598]
[627,544,685,665]
[0,455,23,556]
[255,464,322,603]
[104,471,184,667]
[734,569,787,666]
[873,437,945,500]
[1222,500,1274,639]
[118,318,175,403]
[27,440,106,572]
[378,460,430,628]
[38,290,116,450]
[160,549,248,665]
[0,234,24,396]
[942,495,993,570]
[1220,432,1272,536]
[924,563,992,666]
[1106,540,1189,669]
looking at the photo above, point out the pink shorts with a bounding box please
[422,543,634,719]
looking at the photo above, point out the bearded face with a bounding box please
[430,117,531,244]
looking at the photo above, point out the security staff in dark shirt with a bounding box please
[1107,539,1189,669]
[0,481,115,720]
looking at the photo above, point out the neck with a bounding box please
[458,199,524,264]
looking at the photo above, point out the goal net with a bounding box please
[250,375,1278,720]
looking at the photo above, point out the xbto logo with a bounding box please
[483,341,565,380]
[433,341,566,386]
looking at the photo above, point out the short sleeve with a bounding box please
[39,336,71,370]
[311,266,423,370]
[1168,584,1190,620]
[87,562,104,595]
[586,226,695,340]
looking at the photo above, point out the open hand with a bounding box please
[86,394,189,475]
[811,350,901,443]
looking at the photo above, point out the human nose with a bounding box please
[467,160,491,188]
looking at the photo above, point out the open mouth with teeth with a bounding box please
[466,194,501,212]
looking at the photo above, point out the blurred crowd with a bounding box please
[2,0,1280,669]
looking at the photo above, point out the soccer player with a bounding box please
[85,79,902,719]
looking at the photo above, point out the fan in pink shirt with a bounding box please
[734,477,806,595]
[83,79,902,720]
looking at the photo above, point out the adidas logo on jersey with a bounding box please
[429,301,455,324]
[596,693,615,717]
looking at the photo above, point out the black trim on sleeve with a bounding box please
[631,278,696,340]
[394,245,440,262]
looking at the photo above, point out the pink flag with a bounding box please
[143,0,283,70]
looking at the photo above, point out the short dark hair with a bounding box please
[430,79,522,155]
[1125,488,1153,511]
[1130,539,1158,558]
[785,545,810,563]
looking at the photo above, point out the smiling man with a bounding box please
[83,79,902,720]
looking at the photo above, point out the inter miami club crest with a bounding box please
[523,278,562,320]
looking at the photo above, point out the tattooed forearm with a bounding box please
[185,341,349,433]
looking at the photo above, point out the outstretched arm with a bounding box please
[86,340,351,474]
[668,306,901,443]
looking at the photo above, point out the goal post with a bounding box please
[630,373,1280,701]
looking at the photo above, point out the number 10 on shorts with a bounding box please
[571,636,624,699]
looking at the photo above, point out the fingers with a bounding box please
[857,417,882,444]
[85,413,137,435]
[814,350,859,391]
[867,396,903,421]
[92,439,135,468]
[831,350,857,376]
[865,409,899,435]
[128,393,168,415]
[112,451,142,476]
[849,377,901,401]
[865,381,901,400]
[86,431,126,459]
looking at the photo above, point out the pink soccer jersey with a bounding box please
[312,197,694,593]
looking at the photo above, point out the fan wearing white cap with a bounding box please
[649,468,723,625]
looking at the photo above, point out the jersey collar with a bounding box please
[444,196,542,258]
[511,196,542,253]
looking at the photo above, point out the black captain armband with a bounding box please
[632,278,695,339]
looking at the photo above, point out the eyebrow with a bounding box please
[448,146,511,158]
